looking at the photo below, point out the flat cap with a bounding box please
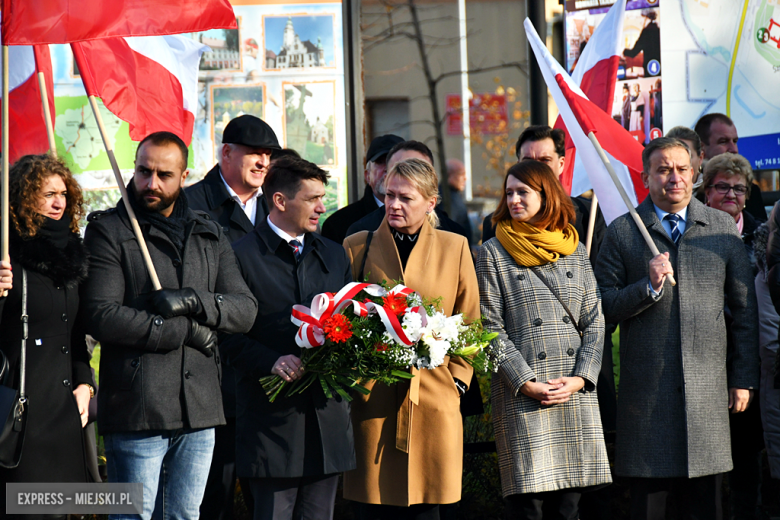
[223,115,281,150]
[366,134,404,163]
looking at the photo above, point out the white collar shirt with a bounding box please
[219,168,261,225]
[267,216,305,255]
[653,204,688,241]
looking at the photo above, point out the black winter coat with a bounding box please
[221,221,356,479]
[186,164,266,417]
[81,201,257,433]
[321,186,380,245]
[0,231,92,493]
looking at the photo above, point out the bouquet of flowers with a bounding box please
[259,281,497,402]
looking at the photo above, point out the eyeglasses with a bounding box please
[708,183,748,195]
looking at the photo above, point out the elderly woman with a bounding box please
[703,153,759,262]
[0,154,94,518]
[343,158,479,520]
[477,160,610,519]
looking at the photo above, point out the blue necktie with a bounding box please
[289,239,302,260]
[664,213,682,244]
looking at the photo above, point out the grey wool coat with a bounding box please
[477,239,611,496]
[594,196,759,478]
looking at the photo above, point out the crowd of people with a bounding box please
[0,111,777,520]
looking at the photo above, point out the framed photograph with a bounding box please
[193,18,242,72]
[263,14,337,71]
[282,81,336,166]
[210,83,266,156]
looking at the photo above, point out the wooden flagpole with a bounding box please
[86,95,162,290]
[585,192,598,257]
[587,131,676,287]
[37,72,56,157]
[1,46,9,298]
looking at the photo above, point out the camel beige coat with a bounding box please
[342,218,480,506]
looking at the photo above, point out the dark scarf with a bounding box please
[9,218,89,288]
[392,228,419,270]
[127,182,190,254]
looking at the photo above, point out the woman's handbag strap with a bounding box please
[529,267,583,338]
[19,269,27,404]
[358,231,374,282]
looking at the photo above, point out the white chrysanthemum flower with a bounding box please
[424,337,450,367]
[402,310,424,342]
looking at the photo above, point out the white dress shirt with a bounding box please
[220,169,261,225]
[267,216,305,255]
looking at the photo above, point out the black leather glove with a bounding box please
[151,288,202,319]
[187,320,216,358]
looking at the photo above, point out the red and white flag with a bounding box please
[0,29,56,164]
[525,18,647,224]
[555,0,625,197]
[1,0,236,45]
[72,36,209,146]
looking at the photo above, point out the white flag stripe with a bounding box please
[524,19,638,224]
[124,35,209,115]
[570,0,626,85]
[0,25,36,93]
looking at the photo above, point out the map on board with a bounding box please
[663,0,780,169]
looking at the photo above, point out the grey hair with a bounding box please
[702,153,754,199]
[218,143,238,168]
[641,136,691,173]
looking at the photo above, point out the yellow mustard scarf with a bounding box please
[496,219,579,267]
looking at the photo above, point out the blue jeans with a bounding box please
[104,428,215,520]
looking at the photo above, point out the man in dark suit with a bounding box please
[595,137,758,519]
[221,156,355,520]
[186,114,280,520]
[345,140,470,241]
[321,134,404,244]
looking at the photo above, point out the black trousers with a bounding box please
[628,474,723,520]
[199,418,254,520]
[728,397,764,520]
[504,491,581,520]
[354,503,441,520]
[248,474,338,520]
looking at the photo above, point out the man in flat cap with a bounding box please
[187,114,280,519]
[321,134,403,245]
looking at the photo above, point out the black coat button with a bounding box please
[537,352,546,360]
[154,317,163,326]
[61,346,69,354]
[533,318,542,326]
[61,313,68,322]
[184,371,192,379]
[131,359,139,368]
[63,379,70,387]
[172,258,182,268]
[567,348,575,356]
[518,274,525,281]
[563,316,570,323]
[567,272,573,278]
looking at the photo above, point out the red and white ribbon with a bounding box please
[290,282,424,349]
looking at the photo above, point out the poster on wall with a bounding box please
[564,0,780,171]
[46,0,349,217]
[564,0,662,145]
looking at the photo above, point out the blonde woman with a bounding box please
[343,158,479,520]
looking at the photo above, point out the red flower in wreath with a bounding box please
[323,314,353,343]
[375,343,389,352]
[382,293,407,316]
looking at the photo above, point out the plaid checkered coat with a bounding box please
[477,239,611,496]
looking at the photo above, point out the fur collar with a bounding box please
[10,233,89,288]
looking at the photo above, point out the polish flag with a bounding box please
[525,19,647,224]
[71,36,209,146]
[0,34,56,164]
[2,0,236,45]
[554,0,625,197]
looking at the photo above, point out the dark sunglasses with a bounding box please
[708,183,748,195]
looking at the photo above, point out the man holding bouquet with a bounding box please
[221,155,355,520]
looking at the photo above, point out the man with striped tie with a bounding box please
[221,155,355,520]
[594,137,759,519]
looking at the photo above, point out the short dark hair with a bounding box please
[136,131,188,170]
[515,125,566,159]
[492,160,575,232]
[387,140,435,167]
[263,156,329,205]
[666,126,702,156]
[694,113,735,145]
[642,136,690,173]
[271,148,301,160]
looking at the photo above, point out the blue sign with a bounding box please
[647,59,661,76]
